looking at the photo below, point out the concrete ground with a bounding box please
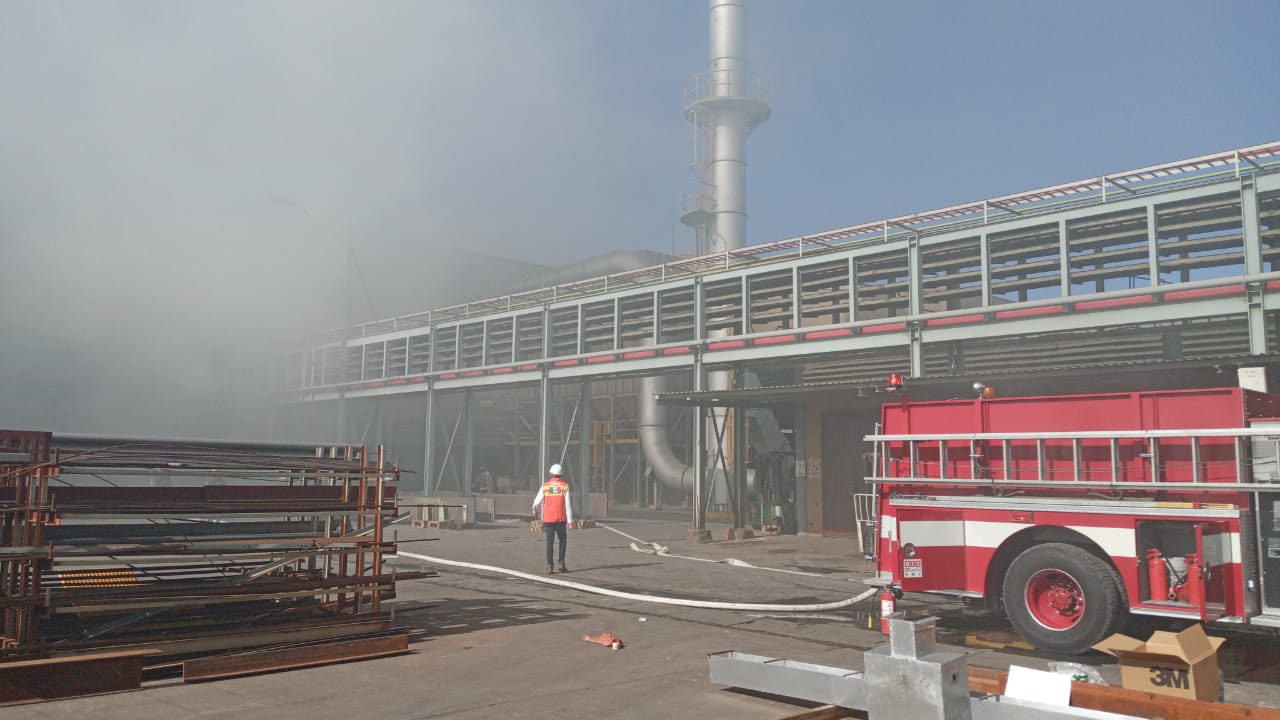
[9,509,1280,718]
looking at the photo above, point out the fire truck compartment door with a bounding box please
[1263,493,1280,612]
[1197,521,1229,622]
[896,510,968,592]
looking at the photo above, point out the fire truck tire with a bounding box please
[1003,543,1126,654]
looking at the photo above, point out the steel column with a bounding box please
[1242,177,1268,354]
[848,256,858,323]
[1059,218,1071,297]
[427,386,437,491]
[791,266,801,329]
[538,372,550,485]
[1147,204,1160,286]
[732,394,746,529]
[578,381,591,519]
[692,358,706,531]
[461,391,474,497]
[979,232,991,307]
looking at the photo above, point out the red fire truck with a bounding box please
[868,382,1280,654]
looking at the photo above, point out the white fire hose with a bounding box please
[394,522,877,612]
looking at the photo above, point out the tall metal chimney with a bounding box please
[644,0,771,532]
[681,0,771,253]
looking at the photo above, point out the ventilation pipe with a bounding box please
[638,375,695,494]
[639,374,762,497]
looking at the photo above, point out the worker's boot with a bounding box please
[546,564,554,574]
[557,562,568,573]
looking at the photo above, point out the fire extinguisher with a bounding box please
[1178,554,1205,610]
[880,589,897,634]
[1146,548,1170,601]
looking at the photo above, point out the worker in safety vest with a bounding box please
[532,464,573,573]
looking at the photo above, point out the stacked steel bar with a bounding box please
[0,431,431,666]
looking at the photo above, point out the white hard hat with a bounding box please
[549,463,563,476]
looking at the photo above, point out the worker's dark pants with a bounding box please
[544,521,567,566]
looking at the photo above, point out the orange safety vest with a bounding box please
[539,478,570,523]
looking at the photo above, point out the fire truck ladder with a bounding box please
[865,427,1280,490]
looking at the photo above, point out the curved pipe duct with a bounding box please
[639,375,757,496]
[638,375,696,493]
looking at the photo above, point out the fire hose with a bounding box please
[392,550,878,612]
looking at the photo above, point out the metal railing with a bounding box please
[683,68,773,112]
[297,140,1280,347]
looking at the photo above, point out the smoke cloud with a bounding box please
[0,1,696,436]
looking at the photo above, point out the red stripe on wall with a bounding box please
[1074,295,1152,311]
[662,346,692,355]
[861,322,906,334]
[585,354,617,364]
[752,334,795,346]
[707,340,746,350]
[518,364,539,372]
[490,367,513,374]
[803,328,853,340]
[552,359,579,367]
[994,305,1064,320]
[1162,285,1243,302]
[926,314,984,328]
[622,350,656,359]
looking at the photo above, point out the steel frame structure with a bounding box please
[275,141,1280,402]
[273,142,1280,512]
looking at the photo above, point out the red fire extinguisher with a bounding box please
[880,589,896,634]
[1146,548,1170,600]
[1177,554,1205,610]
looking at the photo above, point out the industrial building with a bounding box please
[269,134,1280,539]
[268,0,1280,540]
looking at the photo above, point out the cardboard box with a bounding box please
[1093,624,1225,702]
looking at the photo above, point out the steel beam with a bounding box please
[0,650,151,706]
[710,617,1145,720]
[181,633,409,682]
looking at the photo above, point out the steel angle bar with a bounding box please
[710,651,1143,720]
[709,652,866,709]
[180,632,410,682]
[710,617,1151,720]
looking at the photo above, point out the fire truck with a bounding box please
[867,380,1280,654]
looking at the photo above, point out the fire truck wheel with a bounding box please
[1003,543,1126,654]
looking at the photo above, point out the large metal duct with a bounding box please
[639,374,769,497]
[638,375,696,493]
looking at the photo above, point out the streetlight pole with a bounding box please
[271,197,356,445]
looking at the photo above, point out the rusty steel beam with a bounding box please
[968,667,1280,720]
[181,633,410,682]
[51,617,397,659]
[0,650,153,706]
